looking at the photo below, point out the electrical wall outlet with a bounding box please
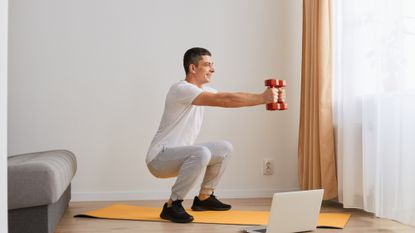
[263,159,274,175]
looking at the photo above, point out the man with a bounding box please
[146,47,281,223]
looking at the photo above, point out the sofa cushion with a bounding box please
[8,150,77,210]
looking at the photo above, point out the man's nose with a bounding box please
[210,67,215,73]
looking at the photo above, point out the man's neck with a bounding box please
[185,76,203,88]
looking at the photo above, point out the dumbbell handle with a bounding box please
[264,79,288,111]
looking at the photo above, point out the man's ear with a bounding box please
[189,64,197,74]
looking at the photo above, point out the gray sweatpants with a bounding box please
[147,140,233,201]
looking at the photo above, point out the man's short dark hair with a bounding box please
[183,47,212,74]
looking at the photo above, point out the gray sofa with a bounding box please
[8,150,77,233]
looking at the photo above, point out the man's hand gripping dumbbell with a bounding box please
[263,79,287,111]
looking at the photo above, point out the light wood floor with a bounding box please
[56,198,415,233]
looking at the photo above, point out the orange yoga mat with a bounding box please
[74,204,351,228]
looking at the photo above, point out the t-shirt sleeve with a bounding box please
[172,82,205,105]
[169,82,219,105]
[203,85,218,94]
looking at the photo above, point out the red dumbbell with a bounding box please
[264,79,288,111]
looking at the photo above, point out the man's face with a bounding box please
[193,55,215,84]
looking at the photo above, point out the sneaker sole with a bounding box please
[160,213,194,223]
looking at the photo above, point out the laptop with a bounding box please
[242,189,324,233]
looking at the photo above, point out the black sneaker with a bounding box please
[160,200,194,223]
[191,193,232,211]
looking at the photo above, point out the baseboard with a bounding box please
[71,187,300,202]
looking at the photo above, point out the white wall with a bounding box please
[1,0,8,231]
[8,0,303,201]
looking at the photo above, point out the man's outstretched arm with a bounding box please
[192,88,279,108]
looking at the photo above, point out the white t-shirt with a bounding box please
[146,80,217,164]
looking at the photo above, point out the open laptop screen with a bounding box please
[243,189,324,233]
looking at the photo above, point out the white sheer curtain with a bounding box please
[334,0,415,226]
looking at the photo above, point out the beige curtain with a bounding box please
[298,0,338,200]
